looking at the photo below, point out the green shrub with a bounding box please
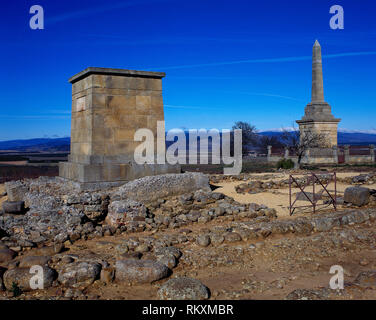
[276,158,294,169]
[11,282,22,297]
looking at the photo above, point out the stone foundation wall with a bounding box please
[267,145,375,165]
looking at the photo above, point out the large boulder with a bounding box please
[344,187,370,206]
[58,261,102,288]
[3,266,56,291]
[353,271,376,288]
[112,173,210,203]
[115,259,170,284]
[158,277,210,300]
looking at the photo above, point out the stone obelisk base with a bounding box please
[59,161,181,191]
[58,67,181,190]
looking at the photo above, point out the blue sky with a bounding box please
[0,0,375,140]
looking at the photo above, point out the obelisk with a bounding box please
[296,40,340,147]
[311,40,324,103]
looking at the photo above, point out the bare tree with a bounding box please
[258,135,284,154]
[281,126,330,165]
[232,121,258,155]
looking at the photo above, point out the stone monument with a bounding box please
[59,67,180,190]
[296,40,340,146]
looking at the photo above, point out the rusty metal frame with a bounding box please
[289,172,337,216]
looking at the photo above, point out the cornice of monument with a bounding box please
[296,118,341,124]
[298,101,340,123]
[69,67,166,84]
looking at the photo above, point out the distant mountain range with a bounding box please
[0,137,70,152]
[260,131,376,145]
[0,131,375,152]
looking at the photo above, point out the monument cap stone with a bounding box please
[69,67,166,84]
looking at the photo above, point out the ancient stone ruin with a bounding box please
[59,67,180,190]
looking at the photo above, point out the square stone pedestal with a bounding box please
[59,67,180,190]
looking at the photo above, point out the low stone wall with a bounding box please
[235,174,333,194]
[267,145,375,165]
[339,173,376,185]
[346,155,374,164]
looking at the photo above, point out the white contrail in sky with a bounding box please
[153,51,376,70]
[223,91,304,102]
[48,0,171,24]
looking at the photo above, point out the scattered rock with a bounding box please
[0,248,17,263]
[296,192,322,202]
[34,244,64,256]
[286,288,330,300]
[359,259,369,266]
[120,252,142,260]
[64,288,84,299]
[196,234,211,247]
[224,232,242,243]
[155,253,177,269]
[5,181,28,202]
[158,277,210,300]
[344,187,370,207]
[115,259,170,284]
[106,200,147,228]
[353,271,376,288]
[155,247,182,260]
[19,256,51,268]
[135,244,150,253]
[209,233,225,245]
[3,266,56,291]
[58,261,102,288]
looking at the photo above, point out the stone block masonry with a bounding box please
[59,67,180,190]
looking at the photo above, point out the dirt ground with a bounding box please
[8,207,376,300]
